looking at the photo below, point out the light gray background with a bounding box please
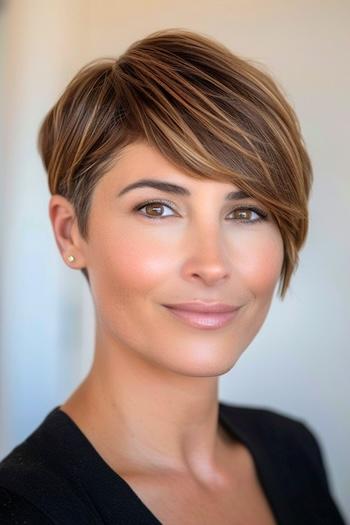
[0,0,349,520]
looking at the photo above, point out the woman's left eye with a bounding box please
[134,200,267,223]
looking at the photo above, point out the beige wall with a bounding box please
[1,0,349,519]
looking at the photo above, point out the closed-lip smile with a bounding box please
[162,301,241,330]
[162,301,240,313]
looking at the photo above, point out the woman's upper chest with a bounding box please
[121,442,277,525]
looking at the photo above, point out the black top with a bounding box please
[0,402,346,525]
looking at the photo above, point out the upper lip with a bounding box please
[163,301,240,313]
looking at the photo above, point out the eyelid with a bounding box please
[134,198,180,214]
[133,198,269,221]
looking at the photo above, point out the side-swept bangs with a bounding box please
[38,28,313,299]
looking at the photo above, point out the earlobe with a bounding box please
[48,195,86,269]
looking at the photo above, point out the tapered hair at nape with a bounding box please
[37,28,313,299]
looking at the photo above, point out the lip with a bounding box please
[162,302,241,330]
[162,301,240,313]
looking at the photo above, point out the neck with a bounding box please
[60,326,232,483]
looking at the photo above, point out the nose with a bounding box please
[181,222,232,286]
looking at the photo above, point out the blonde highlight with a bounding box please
[38,28,313,298]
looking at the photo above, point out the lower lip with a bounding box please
[163,306,240,330]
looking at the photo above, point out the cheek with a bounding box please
[233,228,284,298]
[89,223,174,301]
[114,240,170,292]
[225,227,284,355]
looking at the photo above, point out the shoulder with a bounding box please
[220,402,347,523]
[219,399,321,440]
[0,438,64,524]
[0,486,54,524]
[0,414,94,523]
[219,401,331,489]
[220,399,324,446]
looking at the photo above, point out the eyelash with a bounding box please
[133,199,268,224]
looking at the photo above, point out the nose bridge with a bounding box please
[194,218,222,254]
[183,215,232,283]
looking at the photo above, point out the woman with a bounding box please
[0,29,346,524]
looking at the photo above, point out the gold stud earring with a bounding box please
[67,255,76,263]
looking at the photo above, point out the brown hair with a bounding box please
[37,28,312,299]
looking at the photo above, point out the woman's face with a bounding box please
[66,140,284,376]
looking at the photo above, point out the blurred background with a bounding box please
[0,0,349,520]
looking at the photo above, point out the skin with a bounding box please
[49,139,284,492]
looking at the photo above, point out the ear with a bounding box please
[48,194,88,270]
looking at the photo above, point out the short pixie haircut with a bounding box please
[38,28,313,299]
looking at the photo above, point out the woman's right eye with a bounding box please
[134,200,177,219]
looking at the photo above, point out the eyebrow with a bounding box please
[117,179,251,201]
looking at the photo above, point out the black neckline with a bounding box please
[43,402,283,524]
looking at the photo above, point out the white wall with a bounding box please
[0,0,349,520]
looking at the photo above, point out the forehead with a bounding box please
[101,140,244,195]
